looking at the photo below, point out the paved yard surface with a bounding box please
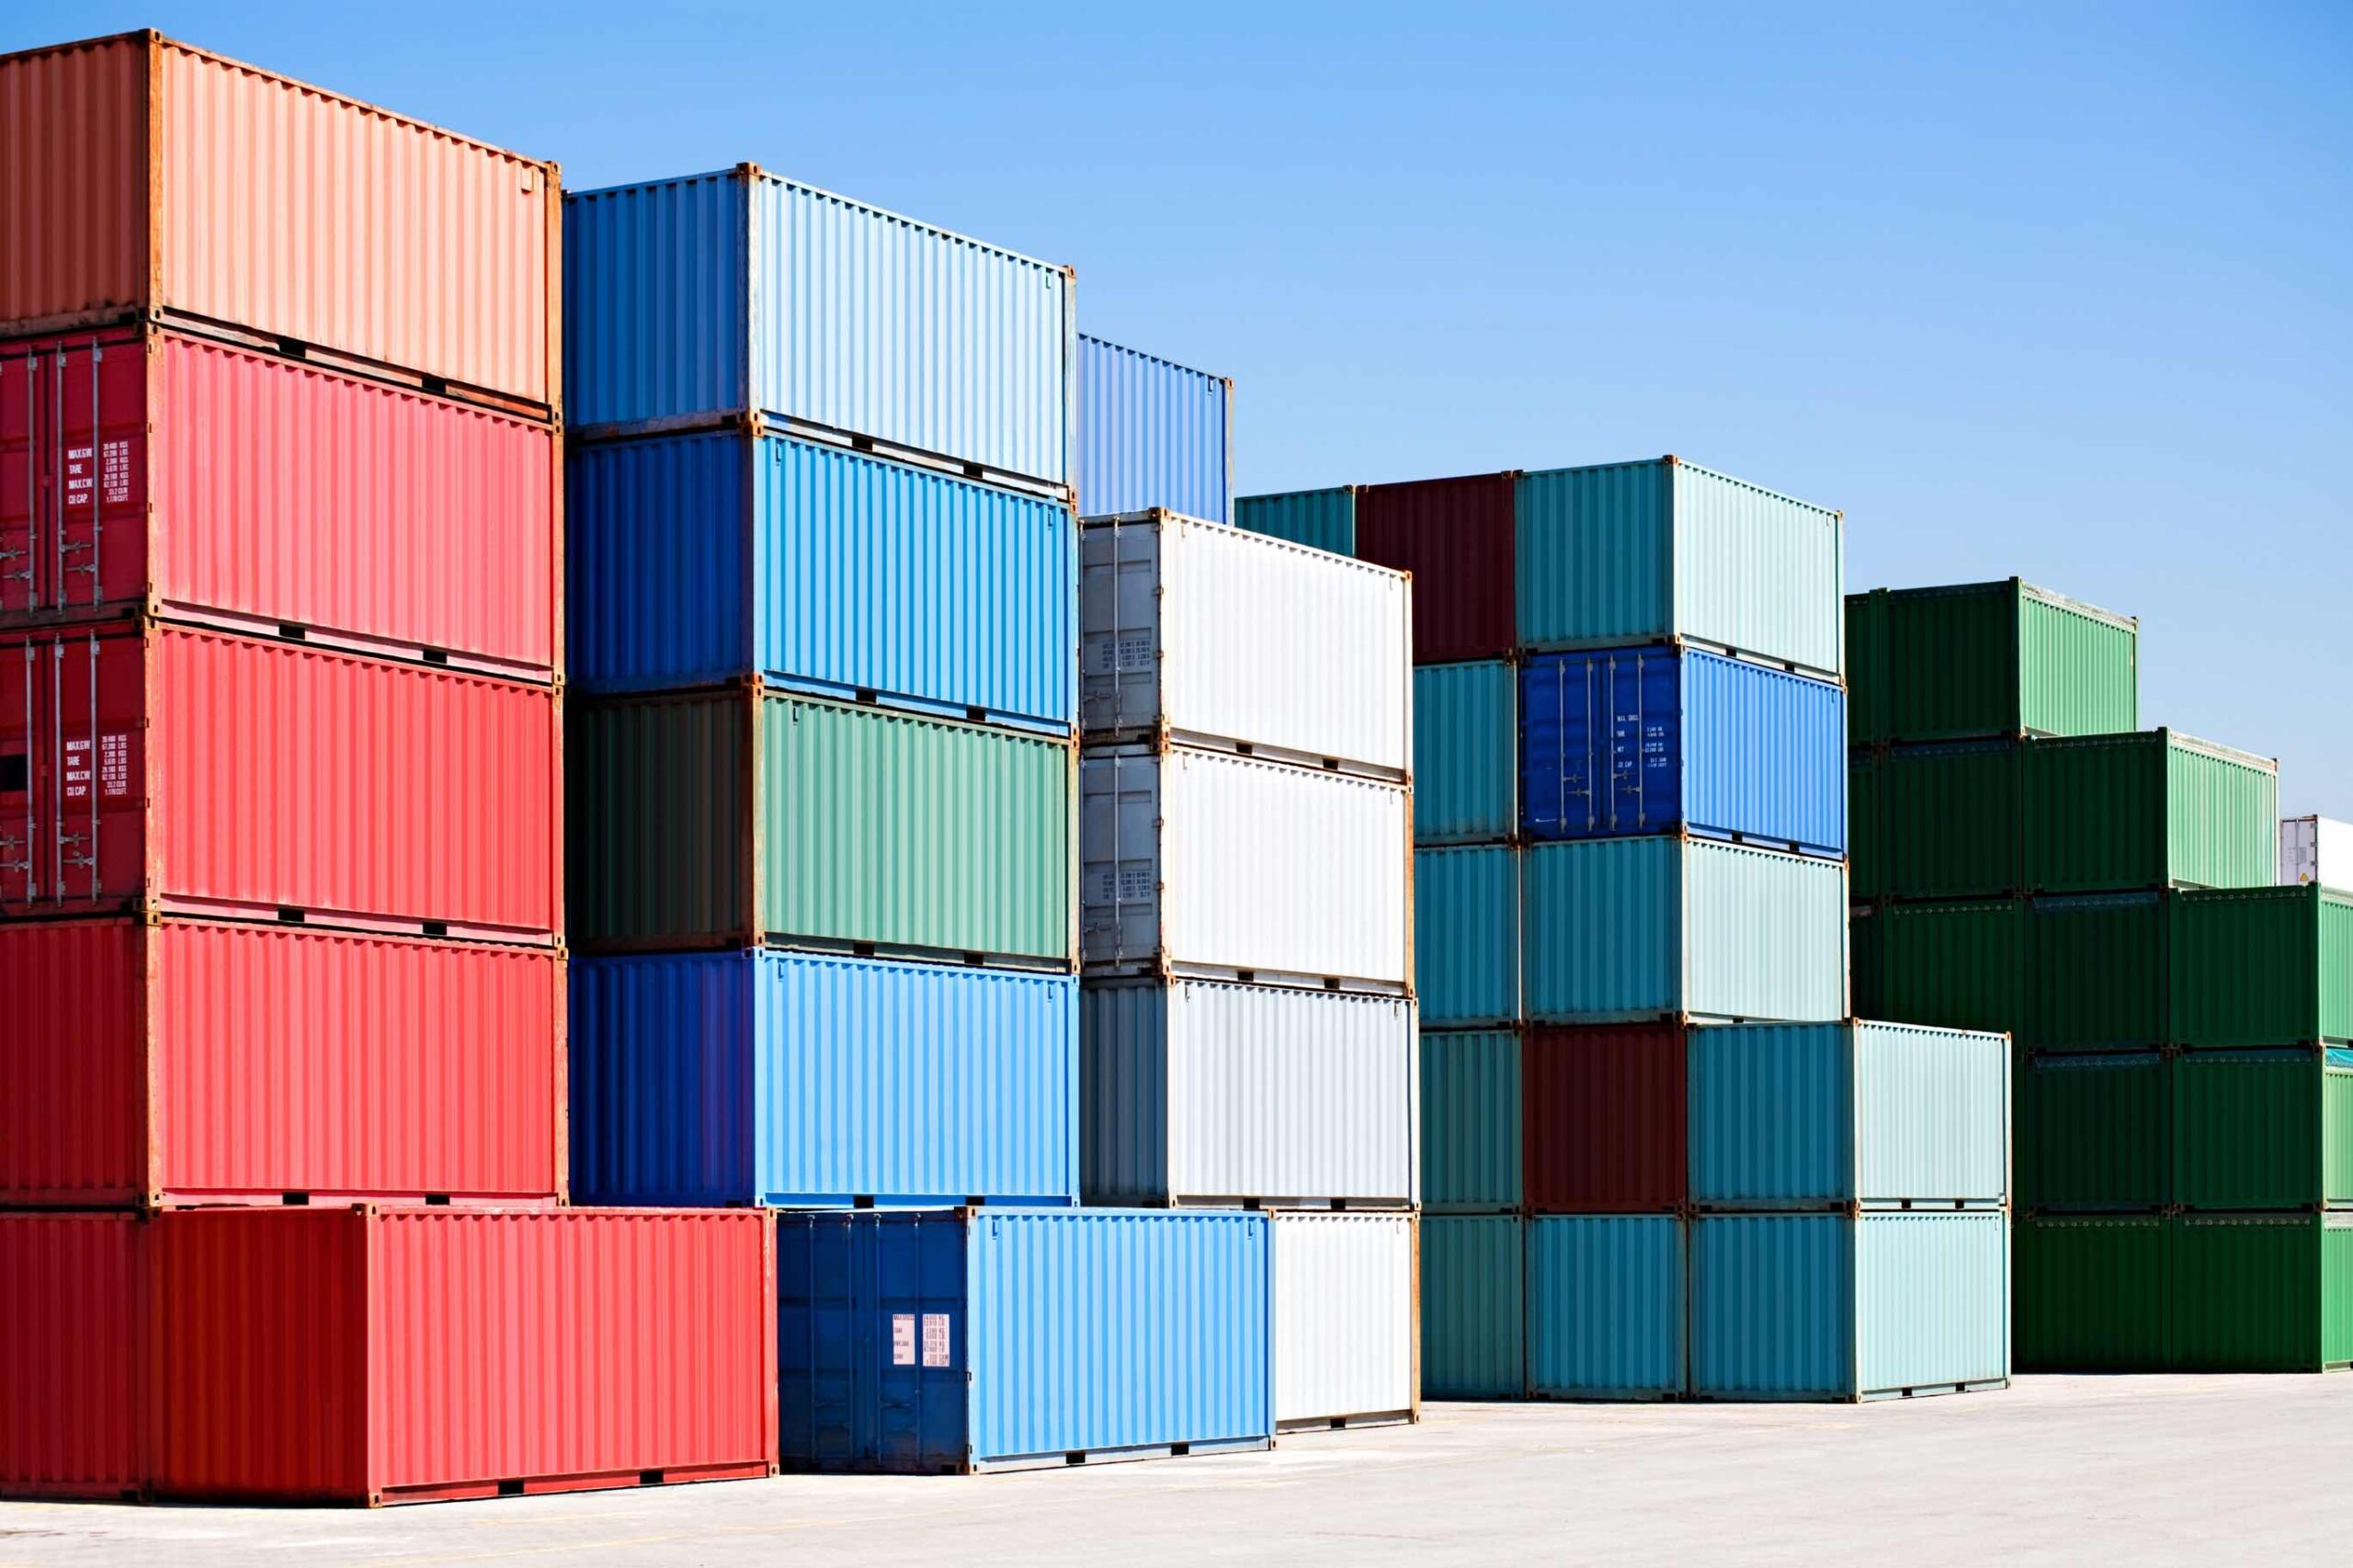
[3,1376,2348,1565]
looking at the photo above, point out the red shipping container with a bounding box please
[1524,1024,1688,1212]
[0,917,564,1208]
[1355,472,1517,664]
[0,325,561,677]
[0,1213,143,1500]
[0,621,561,939]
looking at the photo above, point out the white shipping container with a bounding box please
[1080,513,1413,779]
[2279,815,2353,892]
[1271,1211,1419,1429]
[1081,744,1412,990]
[1081,980,1419,1207]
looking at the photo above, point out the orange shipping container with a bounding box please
[0,31,560,418]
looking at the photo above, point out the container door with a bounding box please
[0,346,35,615]
[0,629,143,911]
[0,337,145,617]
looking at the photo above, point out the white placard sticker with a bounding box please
[921,1312,950,1369]
[891,1312,915,1367]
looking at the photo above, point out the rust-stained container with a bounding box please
[1523,1024,1688,1213]
[0,621,561,939]
[1355,472,1516,665]
[0,917,564,1208]
[0,1213,142,1500]
[0,32,561,417]
[0,324,561,676]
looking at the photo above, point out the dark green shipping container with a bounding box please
[1844,579,2138,746]
[1847,750,1885,903]
[1235,485,1356,556]
[1881,898,2027,1040]
[2023,731,2277,894]
[2019,1051,2167,1212]
[2028,892,2165,1051]
[2172,1213,2353,1373]
[1849,903,1883,1020]
[2170,885,2353,1049]
[2014,1212,2168,1372]
[2171,1048,2353,1210]
[1882,740,2024,900]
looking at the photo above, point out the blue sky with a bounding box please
[14,2,2349,814]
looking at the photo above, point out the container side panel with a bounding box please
[1848,750,1885,903]
[1421,1216,1524,1400]
[1689,1214,1852,1400]
[2171,1049,2326,1211]
[1882,583,2018,741]
[1521,837,1678,1024]
[1671,464,1844,677]
[1687,1023,1857,1209]
[1075,337,1231,521]
[1523,1024,1687,1213]
[1422,1029,1523,1213]
[1679,653,1847,855]
[1236,488,1354,556]
[1270,1213,1416,1424]
[2169,889,2332,1049]
[563,174,747,427]
[1415,846,1520,1028]
[2028,893,2165,1051]
[1412,661,1516,844]
[1851,1021,2009,1205]
[1525,1216,1684,1398]
[1078,983,1172,1206]
[565,432,747,692]
[1682,841,1847,1024]
[0,1214,141,1497]
[1844,590,1888,745]
[2167,741,2277,892]
[1357,474,1515,665]
[1883,742,2024,900]
[2025,735,2162,893]
[2022,1051,2167,1212]
[1854,1211,2009,1393]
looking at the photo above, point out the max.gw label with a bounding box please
[62,734,131,801]
[64,441,133,507]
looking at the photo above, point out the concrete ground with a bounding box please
[4,1376,2348,1566]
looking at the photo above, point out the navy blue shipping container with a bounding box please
[1075,335,1233,522]
[570,951,1078,1209]
[1519,645,1847,857]
[778,1209,1271,1472]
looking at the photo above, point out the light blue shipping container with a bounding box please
[1075,335,1233,521]
[1236,487,1356,555]
[1526,1216,1685,1400]
[567,430,1075,729]
[1415,846,1520,1028]
[1415,661,1518,845]
[1519,646,1846,856]
[1516,459,1844,678]
[1687,1022,2010,1210]
[1688,1211,2010,1402]
[778,1208,1270,1471]
[1422,1215,1525,1400]
[1421,1029,1522,1213]
[570,950,1077,1208]
[565,165,1074,488]
[1521,836,1847,1025]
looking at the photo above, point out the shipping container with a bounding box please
[2028,892,2166,1051]
[1356,472,1516,665]
[570,687,1071,961]
[1688,1211,2009,1401]
[1237,486,1355,556]
[1269,1212,1417,1428]
[568,430,1074,728]
[2024,731,2277,893]
[2173,1212,2353,1373]
[1881,740,2025,900]
[1519,646,1846,856]
[1414,846,1519,1028]
[2019,1051,2167,1212]
[1079,980,1416,1208]
[565,165,1072,491]
[2170,885,2353,1049]
[2013,1213,2168,1372]
[1880,898,2028,1040]
[1,621,560,938]
[1079,512,1410,776]
[1420,1215,1524,1400]
[1517,459,1843,678]
[571,950,1076,1209]
[1079,744,1409,990]
[0,32,560,415]
[1074,336,1232,521]
[2172,1048,2353,1211]
[1848,750,1884,903]
[1525,1215,1685,1400]
[1422,1028,1522,1213]
[1844,580,2137,745]
[4,1208,779,1504]
[777,1209,1270,1471]
[2280,815,2353,892]
[1849,902,1882,1018]
[2,917,563,1208]
[1520,835,1847,1025]
[1414,661,1517,844]
[1522,1024,1687,1214]
[0,324,560,676]
[1687,1022,2009,1210]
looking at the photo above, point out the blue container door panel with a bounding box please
[568,954,757,1206]
[1521,650,1682,841]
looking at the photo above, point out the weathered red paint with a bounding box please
[1354,472,1517,664]
[1523,1024,1688,1212]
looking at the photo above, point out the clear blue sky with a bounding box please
[15,2,2349,815]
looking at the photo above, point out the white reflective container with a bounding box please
[2280,816,2353,892]
[1271,1211,1419,1429]
[1080,744,1412,990]
[1080,980,1418,1208]
[1079,513,1412,779]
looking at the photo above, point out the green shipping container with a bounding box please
[1881,899,2027,1040]
[2173,1213,2353,1373]
[2018,1051,2166,1212]
[1847,750,1885,903]
[1881,740,2024,900]
[1236,486,1356,556]
[570,687,1074,960]
[1413,661,1518,845]
[2028,892,2165,1051]
[2023,731,2278,894]
[1421,1029,1523,1213]
[2172,1048,2353,1210]
[1849,903,1883,1020]
[1845,579,2138,746]
[2014,1212,2168,1372]
[1422,1215,1525,1399]
[2171,885,2353,1049]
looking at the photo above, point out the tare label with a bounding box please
[892,1313,915,1366]
[64,440,133,507]
[63,735,130,801]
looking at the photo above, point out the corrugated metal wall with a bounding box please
[1074,335,1232,521]
[1414,846,1519,1027]
[1421,1029,1521,1213]
[1525,1216,1684,1400]
[1420,1215,1523,1400]
[1269,1213,1416,1426]
[1412,661,1516,844]
[563,172,749,428]
[1235,486,1355,555]
[0,1213,141,1498]
[1671,462,1844,679]
[1852,1211,2009,1394]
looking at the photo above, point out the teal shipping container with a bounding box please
[1236,486,1356,556]
[1422,1215,1524,1400]
[1520,836,1847,1025]
[1415,846,1520,1028]
[1525,1216,1684,1401]
[1414,661,1517,845]
[1421,1029,1522,1213]
[1516,458,1844,678]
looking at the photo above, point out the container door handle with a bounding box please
[0,356,31,606]
[60,340,100,598]
[3,643,31,898]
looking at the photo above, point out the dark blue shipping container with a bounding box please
[1519,645,1847,857]
[778,1209,1271,1472]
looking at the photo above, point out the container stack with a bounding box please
[0,31,778,1506]
[1847,580,2338,1372]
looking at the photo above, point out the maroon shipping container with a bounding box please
[0,917,565,1208]
[1355,472,1516,664]
[1524,1024,1688,1212]
[0,1213,142,1500]
[0,620,561,940]
[0,324,562,677]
